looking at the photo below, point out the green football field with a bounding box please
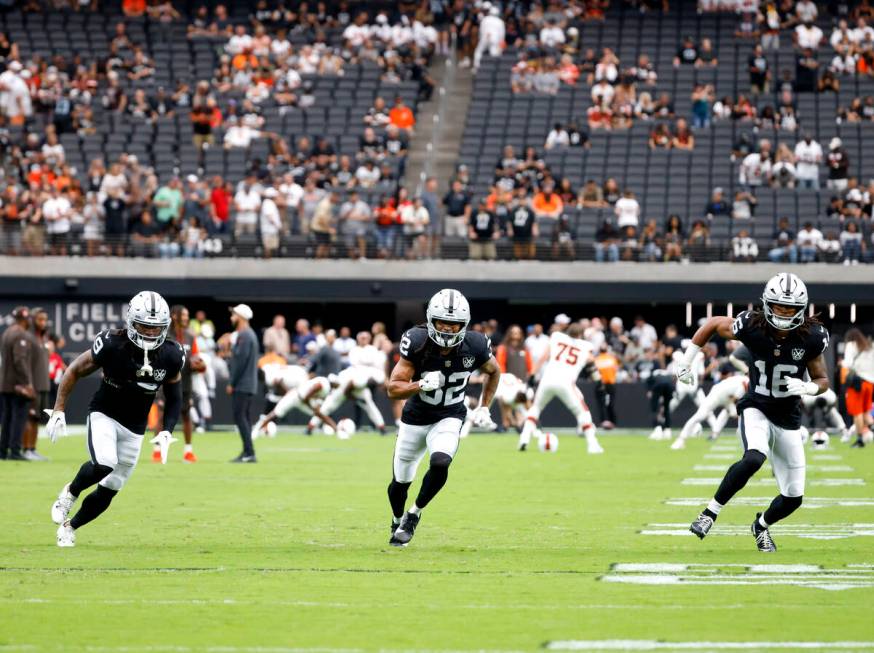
[2,427,873,653]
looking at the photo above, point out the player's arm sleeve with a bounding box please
[477,333,493,368]
[397,329,420,363]
[162,376,182,432]
[728,311,753,345]
[90,330,110,368]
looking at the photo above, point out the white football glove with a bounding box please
[472,406,497,431]
[418,371,442,393]
[44,409,67,443]
[675,343,701,385]
[149,430,178,465]
[785,378,819,397]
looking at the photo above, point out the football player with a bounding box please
[386,289,500,546]
[47,291,185,547]
[518,322,603,453]
[305,365,387,434]
[670,373,749,450]
[678,273,830,552]
[730,344,847,440]
[254,374,337,436]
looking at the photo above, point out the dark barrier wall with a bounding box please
[60,377,709,430]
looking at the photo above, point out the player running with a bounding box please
[254,374,337,436]
[678,273,830,552]
[386,289,500,546]
[518,322,603,454]
[670,373,749,449]
[47,291,185,547]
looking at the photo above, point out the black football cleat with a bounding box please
[751,513,777,552]
[390,511,420,547]
[689,512,715,539]
[229,454,257,463]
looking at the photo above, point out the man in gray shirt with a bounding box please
[227,304,258,463]
[309,329,342,377]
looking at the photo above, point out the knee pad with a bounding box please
[739,449,767,474]
[429,452,453,469]
[99,464,132,491]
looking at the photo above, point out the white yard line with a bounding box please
[546,641,874,651]
[682,478,864,486]
[664,497,874,508]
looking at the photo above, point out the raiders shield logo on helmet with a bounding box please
[791,348,805,361]
[463,356,475,368]
[152,369,167,381]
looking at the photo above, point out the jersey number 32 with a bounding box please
[420,371,471,407]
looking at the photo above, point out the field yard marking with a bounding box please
[545,641,874,651]
[810,454,844,461]
[692,464,854,472]
[602,562,874,590]
[664,497,874,508]
[703,454,735,459]
[639,522,874,539]
[681,477,864,486]
[0,647,537,653]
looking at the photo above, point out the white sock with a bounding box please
[706,498,723,515]
[409,504,421,516]
[758,514,769,528]
[184,444,193,453]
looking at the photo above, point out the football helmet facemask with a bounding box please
[426,288,470,348]
[126,290,171,351]
[762,272,808,331]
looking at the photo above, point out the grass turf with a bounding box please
[1,428,872,652]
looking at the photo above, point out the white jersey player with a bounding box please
[306,365,387,434]
[671,374,749,449]
[262,363,309,400]
[518,323,603,453]
[460,372,531,438]
[254,375,337,436]
[348,331,388,385]
[669,347,706,413]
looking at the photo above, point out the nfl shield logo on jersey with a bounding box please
[152,369,167,381]
[463,356,475,368]
[791,348,805,361]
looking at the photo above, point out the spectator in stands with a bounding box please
[468,200,498,261]
[401,196,430,260]
[259,188,282,259]
[587,100,613,131]
[704,187,730,220]
[389,96,415,133]
[748,44,770,94]
[827,137,850,191]
[794,133,823,189]
[690,84,714,128]
[443,179,472,238]
[639,219,663,261]
[671,118,695,150]
[311,192,339,259]
[372,195,398,259]
[819,69,840,93]
[635,92,656,120]
[649,123,671,149]
[840,221,863,264]
[794,17,824,50]
[768,217,798,263]
[627,53,658,86]
[759,2,782,49]
[545,123,570,150]
[579,180,608,208]
[674,36,699,66]
[532,181,564,220]
[339,190,372,260]
[795,48,819,92]
[551,213,575,261]
[818,230,843,262]
[233,176,261,237]
[739,139,772,189]
[591,78,615,107]
[533,59,561,95]
[153,177,183,229]
[771,144,798,188]
[82,192,104,257]
[473,6,505,71]
[798,221,824,262]
[129,210,161,258]
[594,216,620,262]
[663,214,685,262]
[686,220,711,262]
[619,226,639,261]
[696,38,718,67]
[602,178,622,205]
[732,228,759,262]
[615,190,640,229]
[508,196,537,260]
[732,190,757,220]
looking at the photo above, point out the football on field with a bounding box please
[538,431,559,453]
[336,418,356,439]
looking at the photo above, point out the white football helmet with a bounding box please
[762,272,808,331]
[425,288,470,348]
[126,290,171,350]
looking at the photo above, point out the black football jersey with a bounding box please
[88,328,185,433]
[731,310,829,429]
[399,326,493,426]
